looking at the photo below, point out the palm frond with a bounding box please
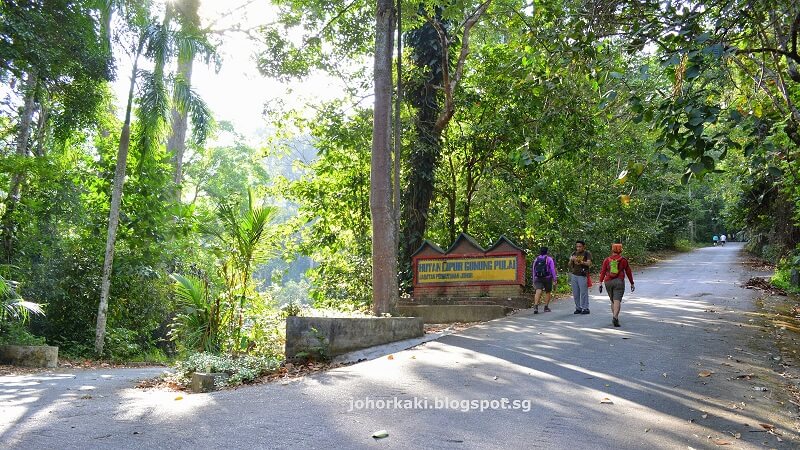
[134,69,170,164]
[144,21,174,69]
[0,272,43,324]
[171,75,214,146]
[170,273,206,308]
[173,29,215,63]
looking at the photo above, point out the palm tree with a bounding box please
[94,6,213,355]
[169,273,221,353]
[211,190,275,352]
[166,0,212,199]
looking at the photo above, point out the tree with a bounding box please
[399,1,491,281]
[0,0,112,260]
[371,0,398,315]
[166,0,214,198]
[94,22,148,355]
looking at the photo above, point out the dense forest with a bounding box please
[0,0,798,365]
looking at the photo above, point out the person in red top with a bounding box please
[598,243,635,327]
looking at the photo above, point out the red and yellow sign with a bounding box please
[416,256,519,284]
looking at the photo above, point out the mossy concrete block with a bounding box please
[285,317,424,360]
[190,372,229,393]
[0,345,58,368]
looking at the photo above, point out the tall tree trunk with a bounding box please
[95,37,145,355]
[168,0,200,199]
[393,0,402,258]
[371,0,398,315]
[2,71,38,261]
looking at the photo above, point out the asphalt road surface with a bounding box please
[2,242,798,449]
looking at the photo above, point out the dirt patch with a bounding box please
[424,322,482,334]
[0,365,50,376]
[755,294,800,411]
[742,254,776,272]
[745,277,788,296]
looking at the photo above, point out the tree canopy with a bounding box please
[0,0,797,359]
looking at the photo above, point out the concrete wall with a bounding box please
[0,345,58,368]
[402,296,529,309]
[396,305,508,323]
[415,284,524,298]
[285,317,424,360]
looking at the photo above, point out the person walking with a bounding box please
[532,247,557,314]
[720,233,727,246]
[712,234,719,246]
[568,240,593,314]
[598,243,635,327]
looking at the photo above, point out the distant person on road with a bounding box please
[568,240,593,314]
[532,247,557,314]
[712,235,719,246]
[720,233,727,246]
[598,243,635,327]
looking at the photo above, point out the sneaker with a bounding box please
[533,307,539,314]
[581,309,590,314]
[612,317,620,327]
[544,306,551,312]
[574,308,582,314]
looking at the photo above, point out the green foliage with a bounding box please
[0,273,43,329]
[277,105,373,310]
[173,352,281,386]
[772,249,800,294]
[1,0,798,361]
[104,327,144,360]
[169,273,221,354]
[0,321,46,346]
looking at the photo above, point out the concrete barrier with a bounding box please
[0,345,58,368]
[285,317,424,360]
[191,372,230,393]
[396,305,508,323]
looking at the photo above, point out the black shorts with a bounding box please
[534,278,553,293]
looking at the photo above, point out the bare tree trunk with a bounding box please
[372,0,398,315]
[95,37,145,355]
[2,71,38,260]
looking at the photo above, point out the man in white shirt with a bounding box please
[720,234,727,246]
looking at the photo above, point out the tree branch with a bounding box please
[433,0,492,133]
[736,46,800,64]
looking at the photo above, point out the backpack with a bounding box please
[609,258,620,275]
[608,256,624,278]
[533,256,549,279]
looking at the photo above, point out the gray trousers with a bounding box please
[570,274,589,310]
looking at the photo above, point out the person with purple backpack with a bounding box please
[532,247,558,314]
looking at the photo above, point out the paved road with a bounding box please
[2,243,798,449]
